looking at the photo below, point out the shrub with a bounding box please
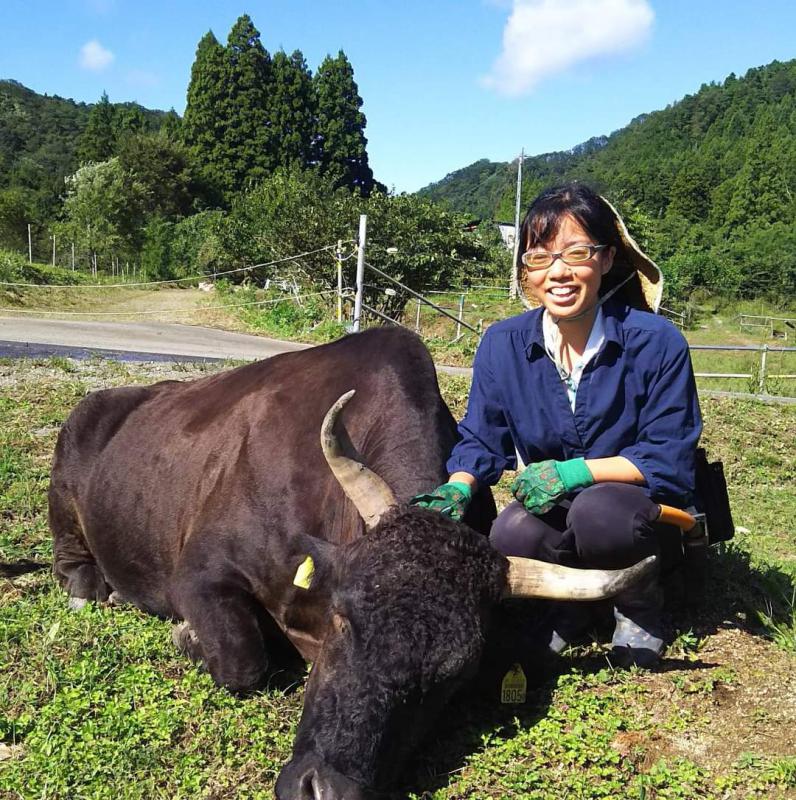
[0,250,86,286]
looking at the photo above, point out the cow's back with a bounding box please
[50,329,468,615]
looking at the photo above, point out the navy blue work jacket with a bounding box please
[446,301,702,506]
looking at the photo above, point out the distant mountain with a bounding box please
[419,134,612,221]
[0,80,168,194]
[417,58,796,224]
[417,58,796,299]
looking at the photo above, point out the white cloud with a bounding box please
[481,0,654,96]
[79,40,114,71]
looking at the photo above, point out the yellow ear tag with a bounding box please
[501,663,527,704]
[293,556,315,590]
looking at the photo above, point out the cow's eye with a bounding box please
[332,611,351,637]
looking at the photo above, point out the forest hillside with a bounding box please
[418,58,796,299]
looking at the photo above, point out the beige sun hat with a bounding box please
[518,195,663,314]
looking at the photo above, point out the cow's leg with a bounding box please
[49,487,111,607]
[169,547,269,694]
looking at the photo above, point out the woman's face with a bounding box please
[523,213,615,322]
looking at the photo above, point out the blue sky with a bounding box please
[1,1,795,193]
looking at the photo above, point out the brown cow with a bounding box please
[49,327,653,799]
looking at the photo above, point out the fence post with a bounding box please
[28,224,32,263]
[353,214,367,332]
[759,344,768,394]
[454,293,464,340]
[415,298,421,333]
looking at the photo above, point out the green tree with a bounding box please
[57,158,145,270]
[77,91,116,164]
[668,154,714,222]
[220,170,489,318]
[360,191,489,317]
[0,185,36,250]
[114,105,149,143]
[723,107,793,233]
[270,50,315,170]
[220,14,274,195]
[313,51,375,194]
[181,31,228,201]
[140,210,227,280]
[116,133,196,219]
[160,108,182,141]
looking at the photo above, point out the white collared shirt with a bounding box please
[542,308,606,412]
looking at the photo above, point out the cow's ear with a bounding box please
[292,537,339,592]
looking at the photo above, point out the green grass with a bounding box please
[1,360,795,799]
[414,291,796,384]
[213,279,348,344]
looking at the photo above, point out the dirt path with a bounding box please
[1,283,222,320]
[99,287,211,318]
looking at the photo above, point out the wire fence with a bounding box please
[0,245,345,290]
[737,313,796,340]
[1,290,340,317]
[3,239,795,398]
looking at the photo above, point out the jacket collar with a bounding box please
[524,299,626,359]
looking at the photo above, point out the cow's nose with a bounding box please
[303,768,367,800]
[276,762,367,800]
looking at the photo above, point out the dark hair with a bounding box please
[517,182,621,260]
[516,182,637,301]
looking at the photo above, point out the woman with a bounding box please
[412,183,702,668]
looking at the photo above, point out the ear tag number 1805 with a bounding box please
[500,663,527,704]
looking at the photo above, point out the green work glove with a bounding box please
[410,481,472,521]
[511,458,594,516]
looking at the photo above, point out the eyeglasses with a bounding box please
[521,243,608,271]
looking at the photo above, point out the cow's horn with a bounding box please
[503,554,657,600]
[321,390,397,529]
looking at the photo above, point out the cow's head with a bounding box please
[275,392,655,800]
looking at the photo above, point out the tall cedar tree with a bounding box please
[270,50,315,170]
[77,91,116,164]
[116,134,195,219]
[221,15,274,195]
[313,51,375,195]
[181,31,228,200]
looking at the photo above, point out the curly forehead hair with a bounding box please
[518,182,620,253]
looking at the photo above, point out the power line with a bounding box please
[0,243,350,290]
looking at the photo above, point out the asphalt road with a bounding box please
[0,316,310,362]
[0,315,475,376]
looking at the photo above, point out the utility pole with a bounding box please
[71,242,75,270]
[27,224,32,263]
[352,215,367,332]
[510,148,524,300]
[52,235,56,267]
[336,239,343,323]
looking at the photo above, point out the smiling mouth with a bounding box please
[547,286,578,300]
